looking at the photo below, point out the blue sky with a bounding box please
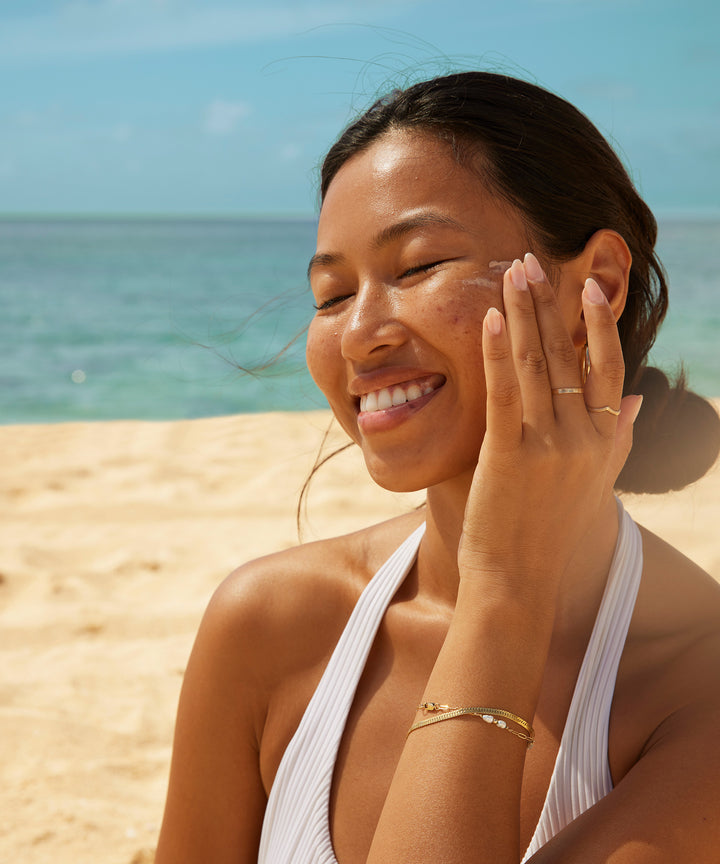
[1,0,718,216]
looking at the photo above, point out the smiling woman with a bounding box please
[155,72,720,864]
[306,133,536,487]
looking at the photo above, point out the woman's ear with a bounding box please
[581,228,632,322]
[561,229,631,350]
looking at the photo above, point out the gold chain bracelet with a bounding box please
[408,703,535,747]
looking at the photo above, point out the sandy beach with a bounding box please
[1,410,718,864]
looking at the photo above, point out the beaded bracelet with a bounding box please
[407,702,535,747]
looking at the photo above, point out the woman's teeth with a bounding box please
[360,381,435,413]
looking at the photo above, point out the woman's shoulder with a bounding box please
[634,524,720,644]
[222,507,423,604]
[611,524,720,781]
[199,509,426,683]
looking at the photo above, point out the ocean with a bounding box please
[1,216,718,425]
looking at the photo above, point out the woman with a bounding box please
[155,72,720,862]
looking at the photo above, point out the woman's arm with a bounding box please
[531,686,720,861]
[368,255,640,862]
[154,574,268,864]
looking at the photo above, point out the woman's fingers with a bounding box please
[610,393,644,483]
[501,258,555,425]
[483,253,580,449]
[582,275,643,480]
[483,257,637,477]
[519,253,585,424]
[581,277,626,437]
[501,254,587,428]
[482,305,523,451]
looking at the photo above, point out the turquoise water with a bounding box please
[1,217,323,423]
[1,216,718,424]
[650,219,720,395]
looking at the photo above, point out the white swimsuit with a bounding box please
[259,500,643,863]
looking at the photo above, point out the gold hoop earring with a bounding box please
[581,344,591,385]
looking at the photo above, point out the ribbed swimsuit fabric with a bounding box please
[258,500,643,863]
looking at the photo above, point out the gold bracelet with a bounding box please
[409,704,535,747]
[417,702,533,734]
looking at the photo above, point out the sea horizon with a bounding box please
[3,214,718,426]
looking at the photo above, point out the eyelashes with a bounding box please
[398,259,446,279]
[312,260,448,311]
[313,295,352,311]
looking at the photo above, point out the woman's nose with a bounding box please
[340,283,407,362]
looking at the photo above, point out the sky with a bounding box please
[1,0,718,216]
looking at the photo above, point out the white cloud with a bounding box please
[0,1,424,61]
[203,99,251,136]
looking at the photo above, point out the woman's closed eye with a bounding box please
[312,293,353,312]
[399,259,447,279]
[312,260,450,310]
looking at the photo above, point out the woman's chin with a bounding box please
[362,446,481,497]
[370,474,429,495]
[361,453,445,495]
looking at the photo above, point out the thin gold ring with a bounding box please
[588,405,621,417]
[551,387,584,395]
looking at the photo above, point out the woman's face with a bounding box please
[307,129,579,493]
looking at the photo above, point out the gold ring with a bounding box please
[551,387,584,395]
[588,405,621,416]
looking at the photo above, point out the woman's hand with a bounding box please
[458,253,641,596]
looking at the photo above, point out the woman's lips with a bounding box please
[357,375,445,435]
[356,374,446,424]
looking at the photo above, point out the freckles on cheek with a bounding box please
[435,297,486,339]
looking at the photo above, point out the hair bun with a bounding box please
[617,366,720,494]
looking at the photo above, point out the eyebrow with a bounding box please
[306,211,467,281]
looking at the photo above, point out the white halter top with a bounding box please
[259,500,643,862]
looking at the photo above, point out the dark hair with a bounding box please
[319,71,720,494]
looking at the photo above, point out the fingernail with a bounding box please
[510,259,527,290]
[584,277,607,305]
[626,394,643,424]
[485,306,503,335]
[523,252,544,282]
